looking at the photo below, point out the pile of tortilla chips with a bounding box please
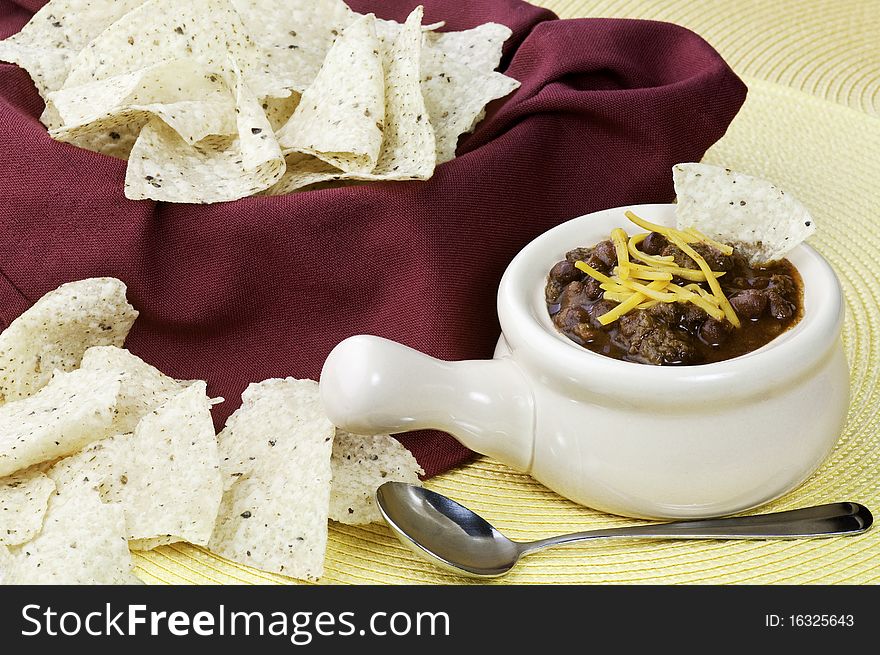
[0,0,520,203]
[0,278,422,584]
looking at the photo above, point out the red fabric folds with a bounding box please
[0,1,746,476]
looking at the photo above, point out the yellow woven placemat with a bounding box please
[133,2,880,584]
[540,0,880,115]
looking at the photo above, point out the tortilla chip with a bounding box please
[45,446,116,502]
[6,486,133,584]
[51,113,140,159]
[48,382,222,546]
[330,431,423,525]
[0,368,121,478]
[48,59,236,156]
[673,163,817,265]
[53,100,235,160]
[373,16,444,44]
[79,346,188,435]
[125,60,285,202]
[262,153,342,195]
[426,23,512,72]
[38,102,64,131]
[123,123,282,202]
[421,49,519,163]
[53,116,143,159]
[276,13,385,173]
[0,277,137,405]
[209,378,334,581]
[366,6,435,178]
[49,59,230,127]
[230,0,356,92]
[0,467,56,545]
[0,544,12,584]
[263,93,301,132]
[266,6,435,195]
[0,0,146,98]
[63,0,292,99]
[128,535,180,551]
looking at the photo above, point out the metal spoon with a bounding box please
[376,482,873,578]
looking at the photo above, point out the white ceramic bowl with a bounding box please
[320,204,849,519]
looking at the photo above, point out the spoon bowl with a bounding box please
[376,482,873,578]
[376,482,523,576]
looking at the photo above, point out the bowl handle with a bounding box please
[319,335,535,471]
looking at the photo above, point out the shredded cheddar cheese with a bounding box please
[683,283,721,305]
[595,279,668,325]
[663,267,726,283]
[611,228,631,280]
[615,264,673,281]
[614,277,678,302]
[571,212,743,327]
[602,291,632,303]
[624,211,695,241]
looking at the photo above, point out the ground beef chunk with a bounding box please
[585,299,618,329]
[572,323,600,343]
[565,246,617,275]
[646,301,680,324]
[583,277,602,300]
[641,232,668,255]
[553,306,591,342]
[545,279,563,303]
[566,247,593,264]
[617,310,699,365]
[553,276,602,304]
[661,244,695,269]
[766,274,797,319]
[767,273,796,296]
[694,243,734,272]
[566,241,616,274]
[729,252,751,277]
[661,242,732,272]
[556,281,589,310]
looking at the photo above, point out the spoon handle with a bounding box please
[522,502,872,554]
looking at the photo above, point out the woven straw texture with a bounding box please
[133,0,880,584]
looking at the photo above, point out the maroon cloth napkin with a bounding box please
[0,0,746,477]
